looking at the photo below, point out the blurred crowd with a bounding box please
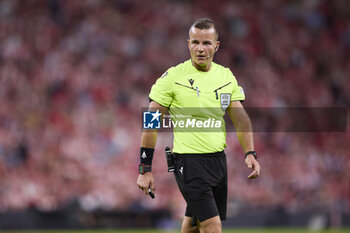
[0,0,349,220]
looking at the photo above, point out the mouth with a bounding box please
[196,55,207,60]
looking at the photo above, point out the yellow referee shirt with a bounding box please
[149,60,245,154]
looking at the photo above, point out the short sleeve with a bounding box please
[228,70,245,101]
[231,85,245,101]
[149,70,173,107]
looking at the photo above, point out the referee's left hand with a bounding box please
[245,154,260,179]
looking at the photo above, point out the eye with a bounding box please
[191,40,199,44]
[203,41,212,45]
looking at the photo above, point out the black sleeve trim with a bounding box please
[231,99,245,103]
[148,98,170,108]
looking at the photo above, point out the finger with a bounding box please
[137,179,144,190]
[246,159,253,168]
[256,165,261,176]
[248,170,259,179]
[150,181,155,193]
[139,182,148,194]
[253,161,261,176]
[137,182,144,191]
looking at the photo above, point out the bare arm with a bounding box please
[227,101,254,152]
[227,101,260,179]
[137,101,168,194]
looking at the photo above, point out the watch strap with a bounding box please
[139,164,152,174]
[245,151,257,159]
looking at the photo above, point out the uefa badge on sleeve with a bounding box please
[220,93,231,111]
[143,110,161,129]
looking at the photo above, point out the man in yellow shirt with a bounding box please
[137,18,260,233]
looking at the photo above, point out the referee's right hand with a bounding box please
[137,173,155,195]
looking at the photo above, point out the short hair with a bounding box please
[190,18,219,40]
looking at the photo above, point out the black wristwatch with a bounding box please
[139,164,152,174]
[245,151,257,159]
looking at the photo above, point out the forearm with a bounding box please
[228,101,254,153]
[236,119,254,153]
[141,130,157,148]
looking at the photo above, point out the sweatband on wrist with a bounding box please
[140,147,154,165]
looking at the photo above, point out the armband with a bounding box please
[140,147,154,165]
[245,151,257,159]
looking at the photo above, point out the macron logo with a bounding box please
[141,151,147,159]
[179,166,183,174]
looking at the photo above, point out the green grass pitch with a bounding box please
[1,229,349,233]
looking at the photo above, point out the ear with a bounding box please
[215,41,220,52]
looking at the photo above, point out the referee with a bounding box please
[137,18,260,233]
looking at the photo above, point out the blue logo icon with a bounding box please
[143,110,161,129]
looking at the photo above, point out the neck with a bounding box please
[192,60,211,72]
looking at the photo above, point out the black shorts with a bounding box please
[174,151,227,223]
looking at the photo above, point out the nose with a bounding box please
[197,43,204,53]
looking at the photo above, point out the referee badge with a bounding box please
[220,93,231,111]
